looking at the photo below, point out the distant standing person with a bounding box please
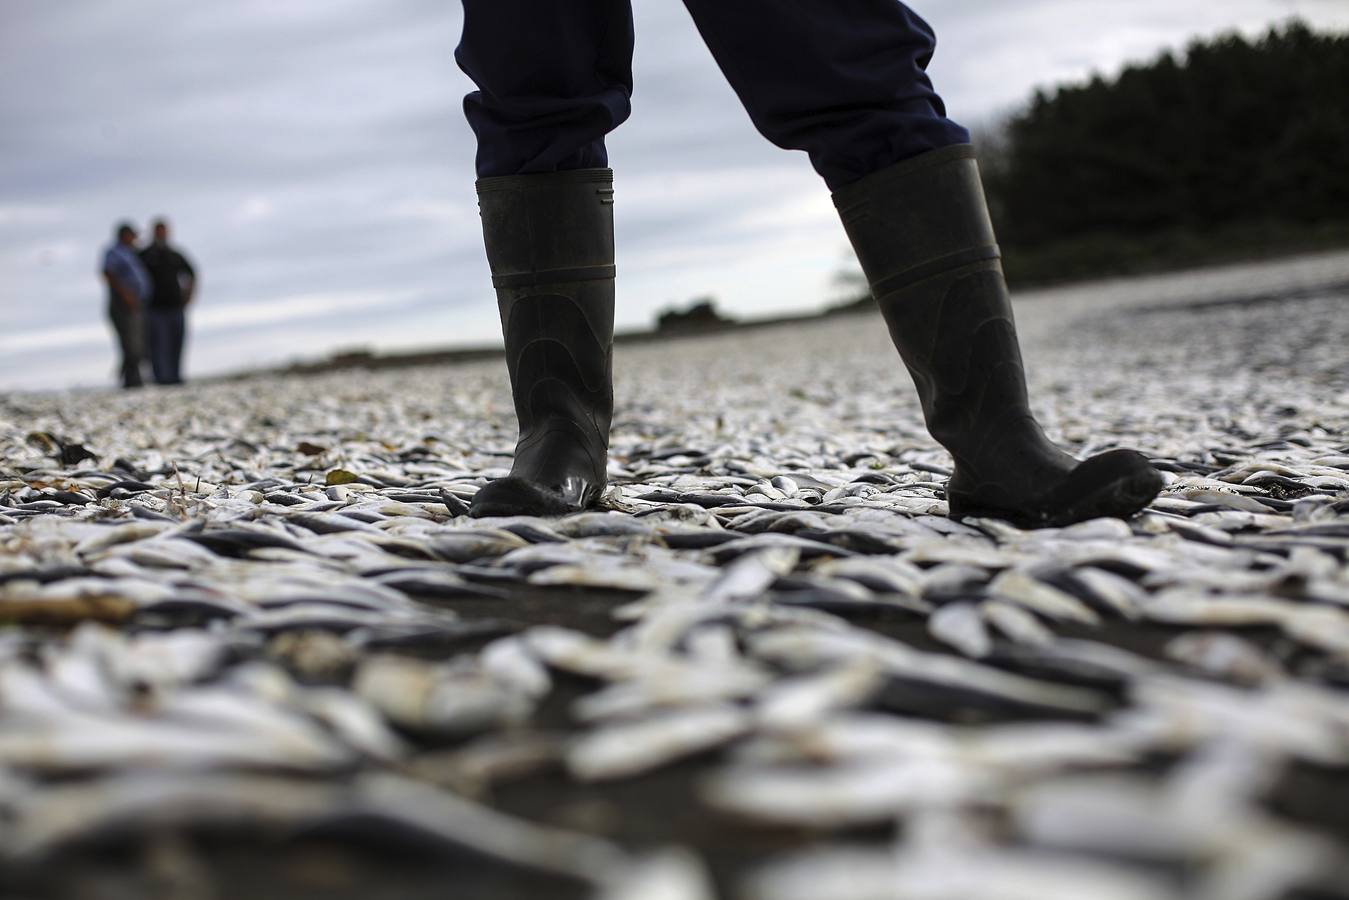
[139,218,197,385]
[101,222,152,389]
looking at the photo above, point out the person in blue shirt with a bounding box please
[101,222,152,389]
[455,1,1164,528]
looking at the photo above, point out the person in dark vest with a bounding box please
[101,221,152,389]
[139,218,197,385]
[455,1,1164,527]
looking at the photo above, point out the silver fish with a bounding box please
[812,556,925,597]
[2,772,347,860]
[573,659,769,722]
[702,546,801,602]
[744,844,1179,900]
[595,849,717,900]
[980,599,1055,647]
[702,756,989,828]
[1163,632,1284,686]
[567,704,751,781]
[1064,566,1147,620]
[353,655,533,736]
[928,602,993,658]
[988,570,1102,625]
[755,661,885,730]
[408,731,565,794]
[480,635,553,699]
[750,627,1108,715]
[356,772,629,883]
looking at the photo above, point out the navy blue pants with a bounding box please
[456,1,969,191]
[146,307,186,385]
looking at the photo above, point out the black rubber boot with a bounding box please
[833,145,1163,528]
[469,169,615,518]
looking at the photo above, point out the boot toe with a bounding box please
[1046,449,1164,525]
[949,449,1164,528]
[468,476,594,518]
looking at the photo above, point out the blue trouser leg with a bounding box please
[454,1,967,188]
[455,0,634,177]
[679,0,969,190]
[146,308,186,385]
[146,310,168,384]
[165,309,185,383]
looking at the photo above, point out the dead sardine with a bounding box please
[702,756,989,828]
[980,599,1055,647]
[1164,632,1284,686]
[481,635,553,699]
[567,704,751,781]
[988,570,1102,625]
[755,661,885,730]
[750,627,1109,716]
[928,602,993,658]
[353,655,533,736]
[702,546,800,602]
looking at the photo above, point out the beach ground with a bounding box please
[2,252,1348,900]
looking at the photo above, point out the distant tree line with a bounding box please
[656,296,735,333]
[979,20,1349,284]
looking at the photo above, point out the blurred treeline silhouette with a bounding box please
[978,20,1349,285]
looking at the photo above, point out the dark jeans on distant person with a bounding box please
[455,0,971,190]
[108,301,144,389]
[146,307,186,385]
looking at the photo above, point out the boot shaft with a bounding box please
[833,145,1000,303]
[831,145,1033,455]
[476,168,616,291]
[475,169,616,450]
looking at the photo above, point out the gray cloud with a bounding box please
[3,0,1346,390]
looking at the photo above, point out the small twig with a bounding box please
[170,460,189,520]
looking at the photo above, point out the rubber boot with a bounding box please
[833,145,1163,528]
[469,169,615,518]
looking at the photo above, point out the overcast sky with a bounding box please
[3,0,1347,391]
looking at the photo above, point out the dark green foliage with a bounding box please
[983,21,1349,280]
[656,296,735,332]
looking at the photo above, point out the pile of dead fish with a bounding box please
[0,272,1347,899]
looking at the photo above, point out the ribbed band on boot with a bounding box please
[476,169,616,289]
[832,145,1000,298]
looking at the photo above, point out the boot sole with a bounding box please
[949,466,1164,529]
